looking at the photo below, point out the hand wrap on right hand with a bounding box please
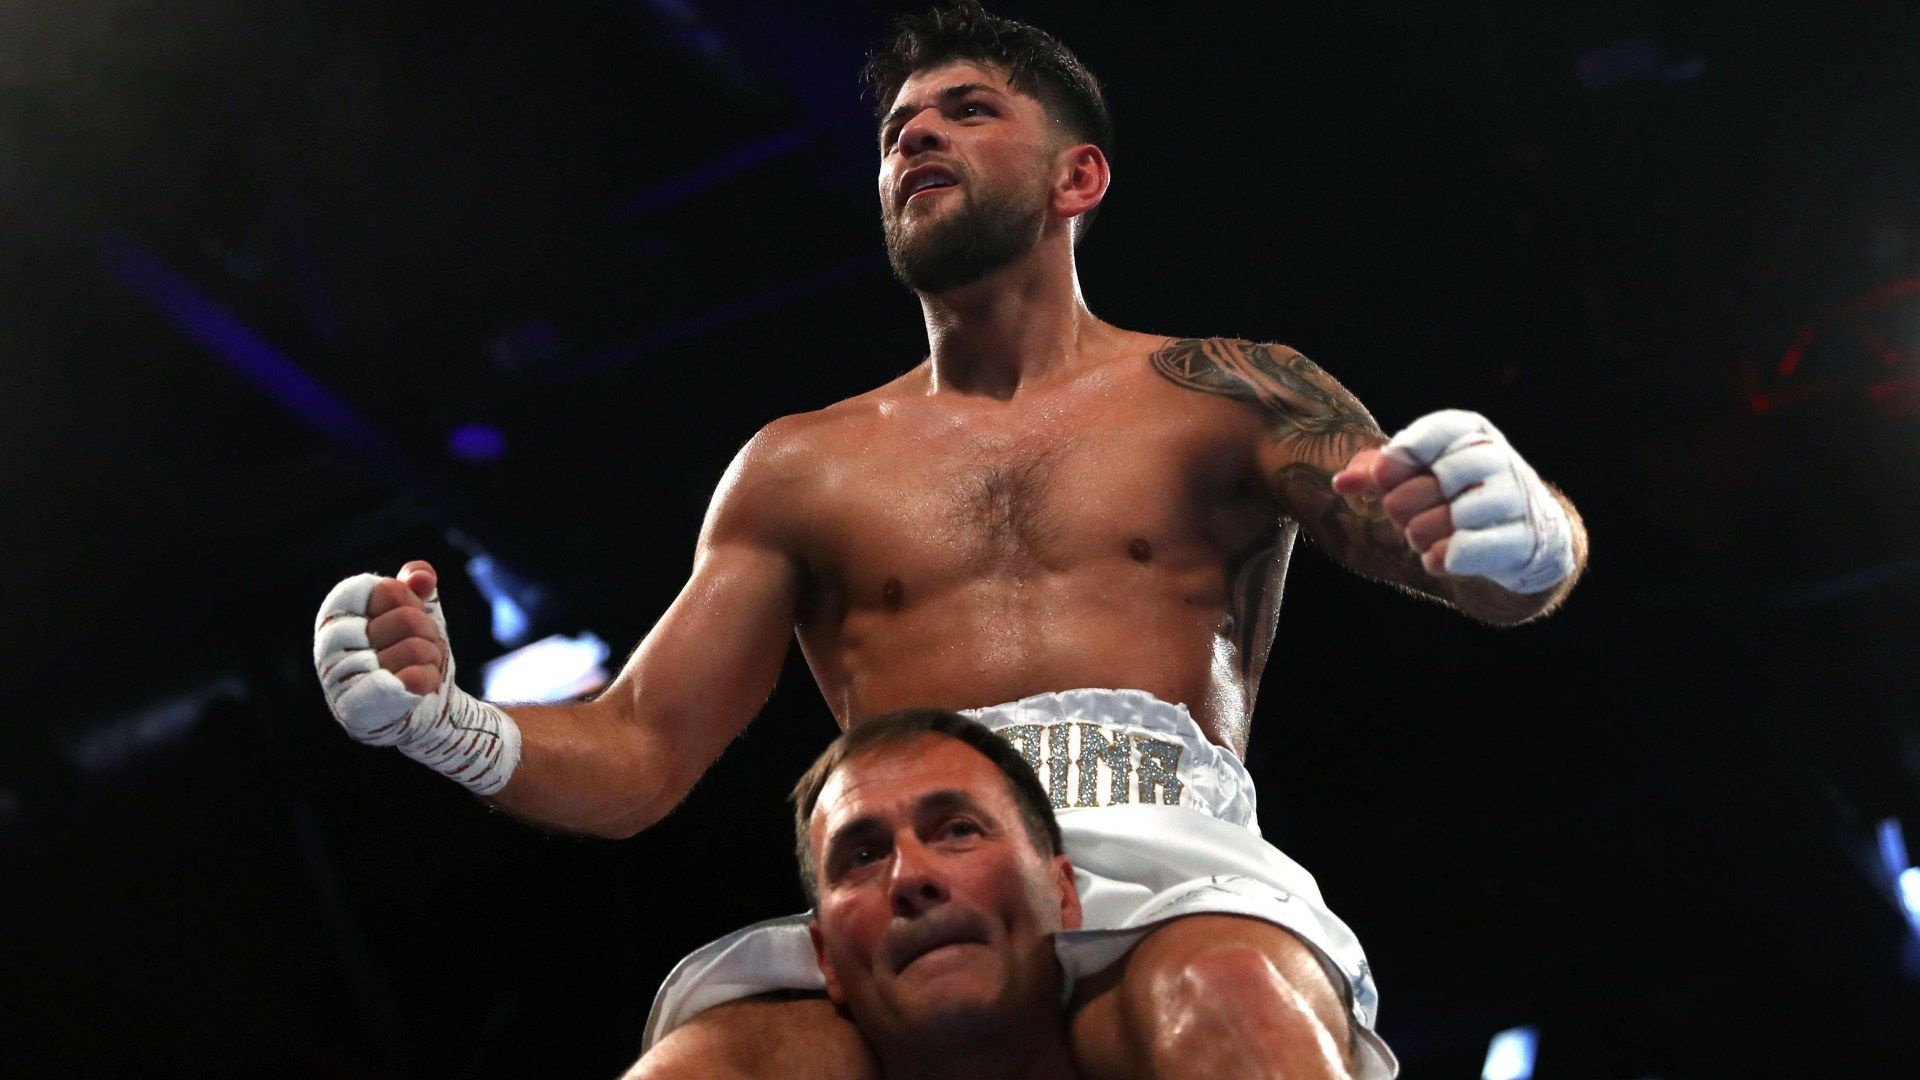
[1379,409,1576,596]
[313,573,522,796]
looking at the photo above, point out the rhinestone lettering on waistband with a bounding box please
[997,721,1187,809]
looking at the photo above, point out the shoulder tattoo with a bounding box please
[1148,337,1380,458]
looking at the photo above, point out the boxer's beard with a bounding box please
[884,177,1045,295]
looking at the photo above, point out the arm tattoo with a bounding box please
[1222,523,1295,690]
[1271,461,1432,595]
[1149,337,1562,620]
[1149,337,1439,599]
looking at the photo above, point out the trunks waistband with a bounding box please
[961,688,1261,833]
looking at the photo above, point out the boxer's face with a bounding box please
[807,734,1080,1048]
[877,60,1058,293]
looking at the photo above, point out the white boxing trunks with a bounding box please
[642,689,1398,1078]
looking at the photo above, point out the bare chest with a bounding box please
[797,398,1268,604]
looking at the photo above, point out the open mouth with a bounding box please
[900,165,960,206]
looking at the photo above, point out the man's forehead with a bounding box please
[811,736,1006,832]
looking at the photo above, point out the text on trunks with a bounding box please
[996,722,1186,809]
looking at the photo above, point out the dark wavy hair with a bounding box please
[864,1,1113,235]
[791,707,1062,906]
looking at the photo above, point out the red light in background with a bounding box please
[1778,326,1815,377]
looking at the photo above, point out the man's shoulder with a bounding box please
[757,364,927,440]
[752,390,896,456]
[736,376,916,483]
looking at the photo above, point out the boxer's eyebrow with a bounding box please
[880,83,1004,145]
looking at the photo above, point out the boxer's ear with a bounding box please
[1054,143,1107,208]
[807,920,844,1004]
[1051,856,1082,931]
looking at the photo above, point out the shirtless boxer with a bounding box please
[313,3,1585,1077]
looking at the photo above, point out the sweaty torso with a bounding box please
[779,333,1296,755]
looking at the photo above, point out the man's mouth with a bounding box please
[899,165,960,207]
[886,910,991,974]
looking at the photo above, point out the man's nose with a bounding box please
[889,838,950,916]
[895,110,947,156]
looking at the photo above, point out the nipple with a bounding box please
[882,578,905,611]
[1127,538,1154,563]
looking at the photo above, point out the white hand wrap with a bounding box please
[1380,409,1575,595]
[313,573,522,795]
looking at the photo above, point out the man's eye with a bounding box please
[941,819,982,839]
[851,844,883,865]
[958,102,992,118]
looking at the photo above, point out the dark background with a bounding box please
[5,1,1920,1076]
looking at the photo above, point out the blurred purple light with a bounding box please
[616,127,814,218]
[94,232,401,468]
[448,423,507,463]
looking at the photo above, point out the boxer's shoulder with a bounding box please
[749,391,899,473]
[703,414,841,544]
[723,391,908,517]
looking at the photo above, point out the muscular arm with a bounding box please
[1149,337,1585,625]
[487,427,805,838]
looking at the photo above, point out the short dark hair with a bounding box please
[791,707,1063,905]
[864,1,1113,237]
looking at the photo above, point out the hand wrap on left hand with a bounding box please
[1380,409,1575,595]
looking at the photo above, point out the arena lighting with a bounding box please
[465,553,531,647]
[65,674,248,780]
[447,423,506,463]
[1777,272,1920,377]
[616,127,814,218]
[482,633,612,704]
[1876,818,1920,935]
[94,233,402,468]
[1481,1025,1539,1080]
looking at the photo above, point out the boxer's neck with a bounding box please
[918,238,1107,399]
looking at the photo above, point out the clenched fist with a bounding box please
[313,560,521,794]
[1332,410,1576,596]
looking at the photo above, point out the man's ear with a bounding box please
[1050,143,1109,225]
[1051,855,1083,931]
[808,920,845,1005]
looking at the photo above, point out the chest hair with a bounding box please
[944,435,1068,566]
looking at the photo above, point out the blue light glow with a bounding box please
[94,233,400,467]
[617,127,813,218]
[1876,819,1920,938]
[1901,868,1920,932]
[1482,1026,1538,1080]
[448,424,506,463]
[465,554,531,647]
[1879,817,1911,881]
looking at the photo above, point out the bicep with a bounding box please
[613,539,798,792]
[601,433,806,805]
